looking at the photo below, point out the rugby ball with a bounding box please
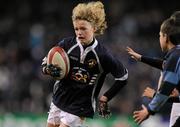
[47,46,70,80]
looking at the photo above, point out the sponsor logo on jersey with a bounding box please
[70,67,90,84]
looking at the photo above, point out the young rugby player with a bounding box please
[42,1,128,127]
[130,12,180,126]
[127,45,180,127]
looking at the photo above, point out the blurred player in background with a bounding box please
[42,1,128,127]
[128,11,180,127]
[127,11,180,127]
[127,45,179,127]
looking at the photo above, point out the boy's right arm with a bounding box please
[126,46,163,70]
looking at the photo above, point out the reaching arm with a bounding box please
[126,46,163,70]
[133,53,180,125]
[141,56,163,70]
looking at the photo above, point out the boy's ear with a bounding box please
[164,33,169,43]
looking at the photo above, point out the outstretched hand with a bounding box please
[133,105,149,125]
[126,46,142,61]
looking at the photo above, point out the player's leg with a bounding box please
[59,123,69,127]
[47,102,61,127]
[60,110,85,127]
[47,102,85,127]
[47,123,60,127]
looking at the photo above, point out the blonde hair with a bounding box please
[72,1,107,35]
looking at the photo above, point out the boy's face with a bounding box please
[159,31,168,52]
[73,19,95,45]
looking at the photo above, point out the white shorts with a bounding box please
[47,102,85,127]
[169,103,180,127]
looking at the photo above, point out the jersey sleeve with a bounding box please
[57,37,75,52]
[147,55,180,114]
[57,39,66,49]
[101,49,128,101]
[102,50,128,81]
[167,96,180,103]
[141,56,163,70]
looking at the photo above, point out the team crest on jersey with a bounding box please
[86,59,97,68]
[70,67,90,84]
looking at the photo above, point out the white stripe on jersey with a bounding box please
[67,43,79,55]
[115,69,128,81]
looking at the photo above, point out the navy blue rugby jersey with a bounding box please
[147,45,180,114]
[52,37,128,118]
